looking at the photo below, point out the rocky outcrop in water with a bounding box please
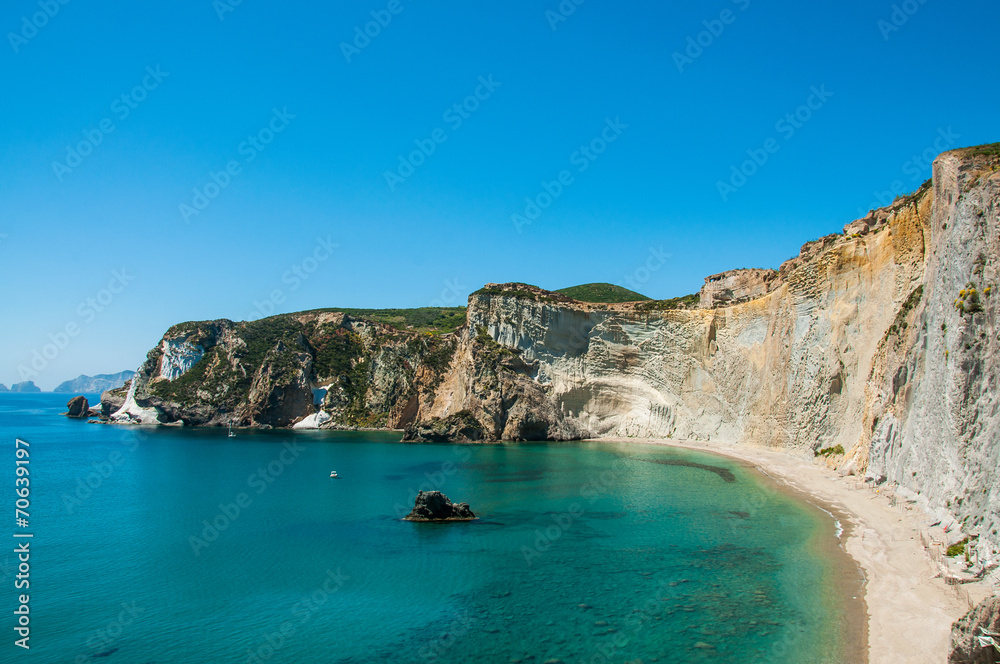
[9,381,40,393]
[949,594,1000,663]
[64,396,90,418]
[403,491,476,522]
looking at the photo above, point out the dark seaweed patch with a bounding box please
[641,458,736,483]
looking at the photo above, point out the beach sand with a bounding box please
[601,437,991,664]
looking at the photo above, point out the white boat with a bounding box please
[330,471,339,478]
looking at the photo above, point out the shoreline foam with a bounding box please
[599,437,988,664]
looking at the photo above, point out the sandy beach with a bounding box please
[600,437,994,664]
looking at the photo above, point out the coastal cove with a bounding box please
[6,393,860,663]
[630,438,990,664]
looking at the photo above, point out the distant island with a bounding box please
[55,371,136,394]
[2,381,41,393]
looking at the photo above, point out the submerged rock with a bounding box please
[949,594,1000,663]
[403,490,476,522]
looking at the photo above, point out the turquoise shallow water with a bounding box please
[0,394,857,663]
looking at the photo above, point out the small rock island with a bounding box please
[403,491,476,522]
[63,395,93,418]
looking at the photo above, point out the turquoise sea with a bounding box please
[1,393,863,663]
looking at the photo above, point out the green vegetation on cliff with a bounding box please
[306,307,466,334]
[635,293,701,311]
[958,142,1000,161]
[148,307,466,427]
[556,283,652,303]
[473,285,567,304]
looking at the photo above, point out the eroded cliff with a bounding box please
[407,145,1000,560]
[103,310,461,429]
[103,144,1000,561]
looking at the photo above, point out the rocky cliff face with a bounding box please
[949,595,1000,663]
[862,148,1000,562]
[700,268,779,308]
[104,311,458,429]
[105,144,1000,561]
[407,145,1000,560]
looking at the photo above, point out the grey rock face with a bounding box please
[100,383,129,418]
[949,595,1000,663]
[402,410,484,443]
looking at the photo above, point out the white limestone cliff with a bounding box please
[418,147,1000,562]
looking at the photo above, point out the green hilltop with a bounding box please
[556,283,652,303]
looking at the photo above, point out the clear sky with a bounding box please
[1,0,998,389]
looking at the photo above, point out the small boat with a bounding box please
[330,471,339,478]
[228,420,236,438]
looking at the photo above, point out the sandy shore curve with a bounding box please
[602,437,992,664]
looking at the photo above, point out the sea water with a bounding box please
[0,394,861,663]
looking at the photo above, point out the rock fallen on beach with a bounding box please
[403,490,476,522]
[949,594,1000,663]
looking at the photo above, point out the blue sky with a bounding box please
[2,0,998,389]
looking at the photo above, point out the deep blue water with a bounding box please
[0,393,858,663]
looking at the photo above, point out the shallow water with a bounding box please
[0,394,857,663]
